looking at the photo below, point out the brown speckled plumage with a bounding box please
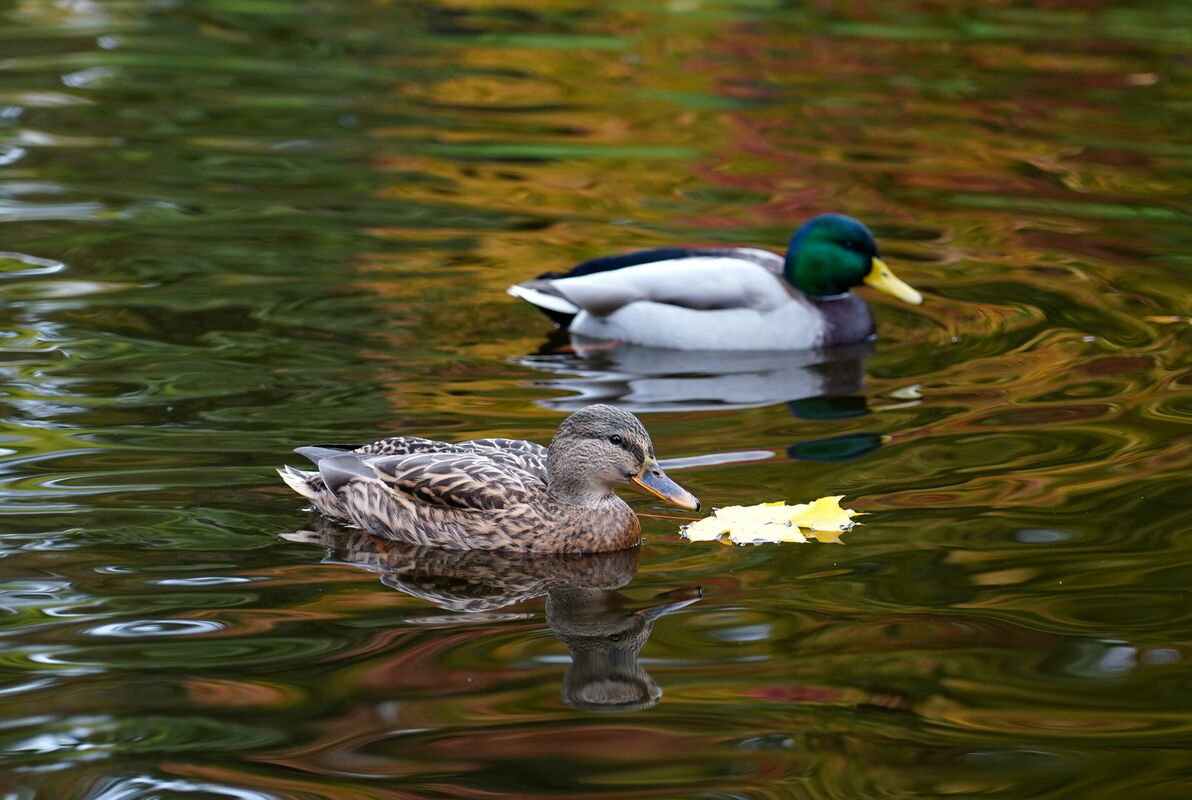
[278,404,698,553]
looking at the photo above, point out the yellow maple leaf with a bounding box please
[680,496,859,546]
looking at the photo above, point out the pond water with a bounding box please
[2,0,1191,798]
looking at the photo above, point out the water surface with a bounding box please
[1,1,1191,798]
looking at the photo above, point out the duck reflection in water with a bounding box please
[283,520,700,712]
[515,336,873,414]
[515,336,887,464]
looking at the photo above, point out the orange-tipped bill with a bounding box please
[864,257,923,305]
[631,460,700,511]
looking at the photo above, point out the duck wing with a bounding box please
[295,437,452,465]
[462,437,548,457]
[458,438,548,479]
[300,437,548,483]
[301,436,546,460]
[509,248,788,322]
[357,437,456,456]
[323,450,545,512]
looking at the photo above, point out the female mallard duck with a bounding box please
[508,213,923,350]
[277,404,699,553]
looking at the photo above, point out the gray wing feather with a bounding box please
[317,454,379,493]
[365,451,541,511]
[295,445,354,464]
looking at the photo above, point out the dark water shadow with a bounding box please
[283,519,700,712]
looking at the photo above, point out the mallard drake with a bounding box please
[278,404,699,553]
[508,213,923,350]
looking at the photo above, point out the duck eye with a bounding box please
[608,434,623,445]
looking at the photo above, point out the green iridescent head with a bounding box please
[783,214,922,303]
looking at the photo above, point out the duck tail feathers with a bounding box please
[278,465,320,501]
[507,282,580,326]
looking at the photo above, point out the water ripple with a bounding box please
[59,636,350,670]
[86,776,278,800]
[0,251,66,278]
[0,713,287,765]
[85,620,225,638]
[0,144,26,166]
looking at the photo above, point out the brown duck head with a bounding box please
[546,404,700,511]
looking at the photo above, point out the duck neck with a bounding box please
[546,453,619,508]
[784,243,867,297]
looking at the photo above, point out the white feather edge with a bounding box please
[507,284,580,315]
[277,466,318,500]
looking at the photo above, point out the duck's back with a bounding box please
[309,436,548,485]
[288,436,545,517]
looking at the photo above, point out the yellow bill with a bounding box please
[864,257,923,305]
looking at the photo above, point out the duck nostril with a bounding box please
[651,469,661,477]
